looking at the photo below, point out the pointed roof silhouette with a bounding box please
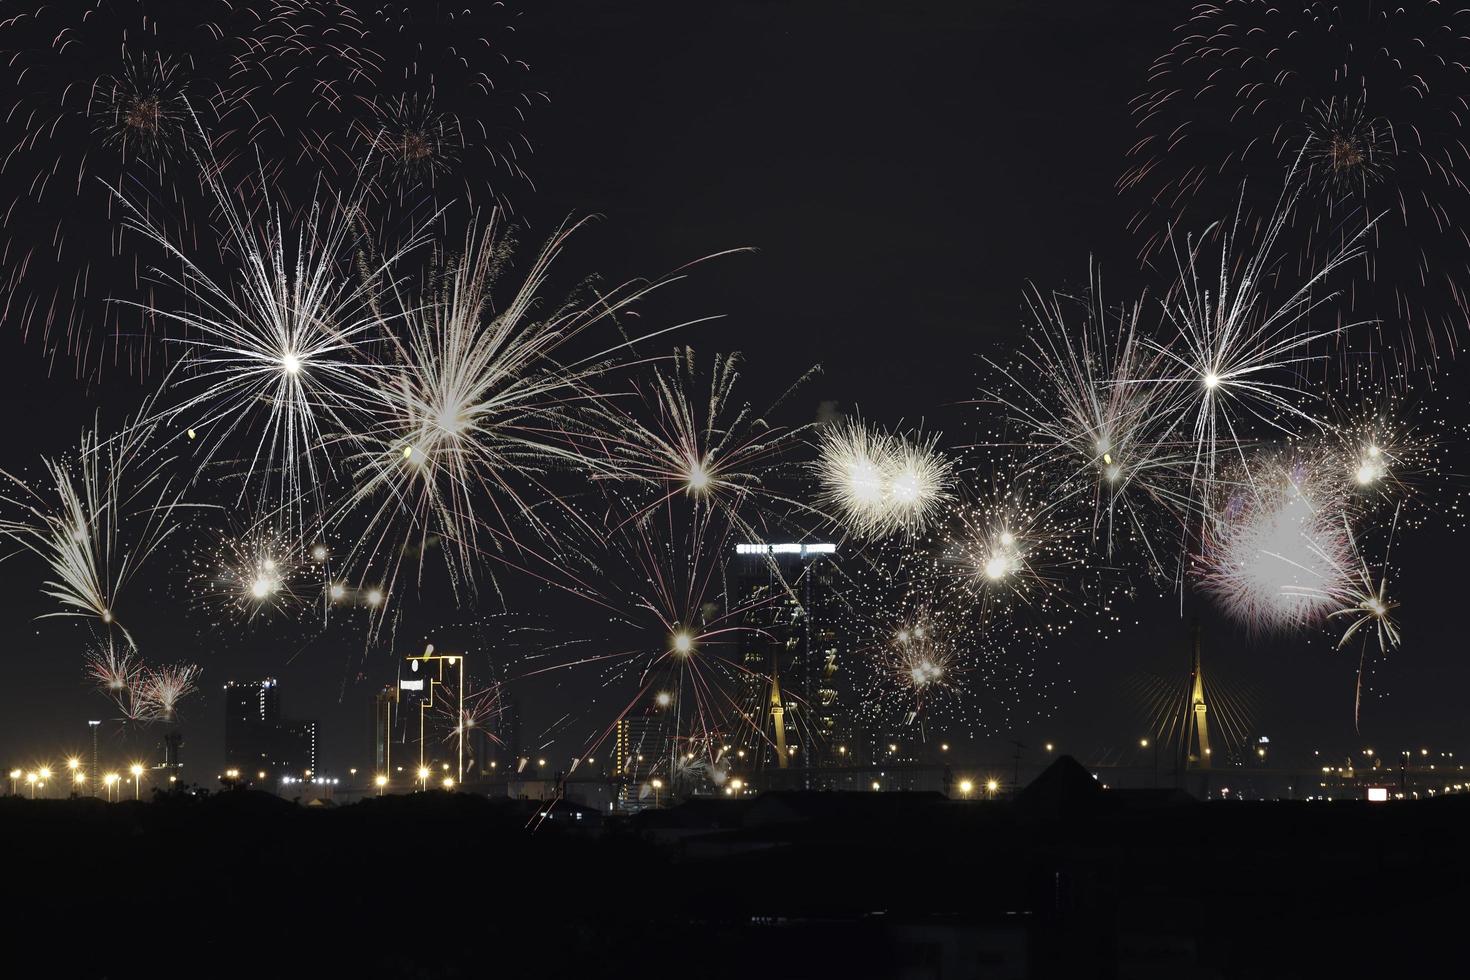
[1016,754,1103,819]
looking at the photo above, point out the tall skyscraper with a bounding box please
[88,720,101,792]
[730,541,851,788]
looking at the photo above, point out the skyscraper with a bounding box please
[613,704,667,811]
[730,542,851,788]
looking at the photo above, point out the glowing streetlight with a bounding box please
[8,768,20,795]
[958,779,974,798]
[103,772,119,802]
[375,774,388,796]
[986,778,999,799]
[129,764,144,801]
[417,766,431,791]
[25,771,38,799]
[650,778,663,807]
[442,777,456,790]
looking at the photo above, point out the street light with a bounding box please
[986,778,999,799]
[650,778,663,807]
[442,777,455,791]
[129,764,144,801]
[103,773,119,802]
[417,766,431,791]
[958,779,974,798]
[8,769,19,795]
[375,774,388,796]
[25,771,38,799]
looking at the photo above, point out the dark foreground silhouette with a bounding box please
[4,757,1466,978]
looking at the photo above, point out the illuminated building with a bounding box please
[613,704,667,811]
[731,541,852,789]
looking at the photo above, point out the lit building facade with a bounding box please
[730,542,853,789]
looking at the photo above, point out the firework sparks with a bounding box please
[1122,0,1470,369]
[136,663,201,721]
[981,270,1191,570]
[333,218,731,622]
[0,412,185,643]
[85,636,146,718]
[1145,189,1370,511]
[815,418,954,539]
[118,150,428,532]
[1197,452,1353,632]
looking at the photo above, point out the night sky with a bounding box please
[2,0,1465,779]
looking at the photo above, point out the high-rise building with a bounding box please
[613,705,667,811]
[88,720,101,792]
[223,678,318,781]
[279,720,318,774]
[730,541,851,789]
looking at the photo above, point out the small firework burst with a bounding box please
[356,93,464,190]
[136,663,201,722]
[91,53,199,166]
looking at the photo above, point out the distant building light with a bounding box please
[1367,787,1389,802]
[735,542,836,556]
[399,679,424,691]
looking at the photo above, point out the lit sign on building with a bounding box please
[1367,787,1389,802]
[734,543,836,556]
[399,679,424,691]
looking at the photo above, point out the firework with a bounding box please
[814,418,954,539]
[980,270,1191,570]
[136,663,201,721]
[0,0,254,373]
[580,347,821,547]
[332,218,729,622]
[351,1,545,217]
[1196,451,1353,632]
[1144,191,1369,511]
[85,636,146,719]
[0,411,186,644]
[118,149,428,533]
[190,520,311,621]
[218,0,381,191]
[1122,0,1470,369]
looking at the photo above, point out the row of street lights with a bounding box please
[8,760,147,800]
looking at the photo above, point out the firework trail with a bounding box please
[0,410,187,645]
[118,145,430,535]
[1143,188,1371,514]
[0,0,258,375]
[1122,0,1470,370]
[332,217,740,630]
[350,1,546,219]
[979,267,1192,572]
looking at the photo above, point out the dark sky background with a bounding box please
[1,0,1465,780]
